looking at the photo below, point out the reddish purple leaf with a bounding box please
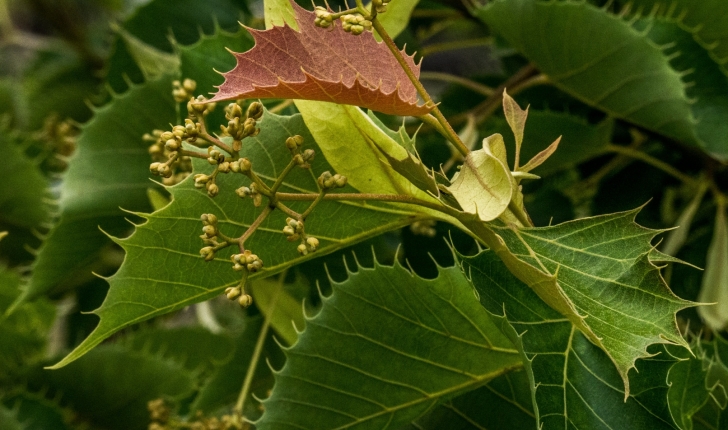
[209,2,430,116]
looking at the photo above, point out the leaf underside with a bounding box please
[488,209,693,392]
[52,110,423,369]
[257,261,522,430]
[461,244,686,429]
[210,3,429,116]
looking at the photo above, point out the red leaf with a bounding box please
[209,2,430,116]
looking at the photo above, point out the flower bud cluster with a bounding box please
[172,79,197,103]
[199,214,220,261]
[317,171,348,190]
[340,14,372,35]
[282,218,320,256]
[39,115,77,172]
[410,219,437,238]
[147,122,197,185]
[236,182,263,207]
[286,135,315,168]
[282,217,305,241]
[187,95,216,119]
[314,6,334,28]
[225,286,253,308]
[148,398,171,429]
[222,102,263,149]
[231,250,263,272]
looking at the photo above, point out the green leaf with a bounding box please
[32,345,196,430]
[105,0,245,92]
[0,405,23,430]
[475,0,699,152]
[0,265,54,378]
[485,110,614,177]
[667,345,713,430]
[250,277,306,346]
[697,198,728,330]
[502,90,529,168]
[113,25,180,81]
[626,0,728,72]
[189,316,282,416]
[257,261,522,429]
[407,370,536,430]
[0,134,50,229]
[123,326,236,371]
[480,208,693,393]
[461,246,685,429]
[635,17,728,160]
[52,110,424,369]
[21,73,177,305]
[1,392,73,430]
[447,144,514,221]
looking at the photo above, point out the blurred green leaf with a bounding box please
[698,198,728,331]
[476,0,694,143]
[0,133,50,230]
[250,277,306,346]
[31,345,196,430]
[22,73,176,304]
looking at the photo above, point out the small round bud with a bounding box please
[225,103,243,120]
[158,164,172,178]
[334,174,348,188]
[165,139,180,151]
[236,186,251,198]
[306,236,320,251]
[182,78,197,93]
[207,182,219,197]
[246,102,264,120]
[297,243,308,255]
[302,149,315,161]
[160,131,174,141]
[238,294,253,308]
[194,174,210,188]
[149,162,161,175]
[202,224,217,238]
[218,161,231,173]
[237,158,252,173]
[200,246,215,261]
[172,125,186,138]
[201,213,218,225]
[225,287,241,300]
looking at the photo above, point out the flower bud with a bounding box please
[297,243,308,255]
[218,162,231,173]
[238,158,252,173]
[238,294,253,308]
[226,287,241,300]
[202,224,217,238]
[200,246,215,261]
[246,102,264,120]
[225,103,243,120]
[165,139,180,151]
[172,125,186,138]
[160,131,174,141]
[201,213,218,225]
[236,186,251,198]
[182,78,197,93]
[207,182,219,197]
[150,162,161,175]
[306,236,320,251]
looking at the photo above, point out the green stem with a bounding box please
[467,65,542,124]
[507,200,532,227]
[371,18,469,157]
[269,159,297,195]
[274,201,303,219]
[418,113,451,142]
[239,205,274,250]
[605,144,697,186]
[274,192,453,215]
[300,192,326,219]
[234,272,285,416]
[419,71,495,97]
[420,38,494,57]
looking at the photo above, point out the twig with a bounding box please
[419,71,495,97]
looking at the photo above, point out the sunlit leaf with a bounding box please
[698,199,728,330]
